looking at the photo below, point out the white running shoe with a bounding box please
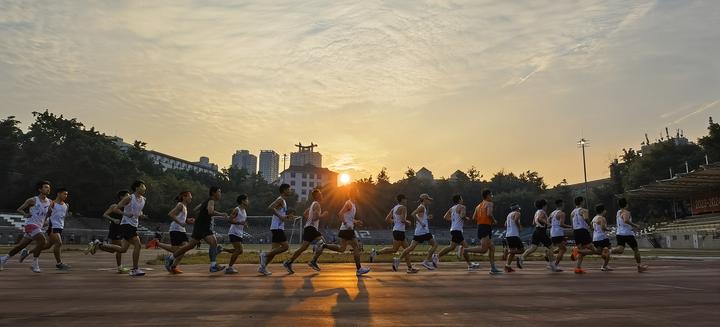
[356,267,371,276]
[19,248,30,263]
[406,267,419,274]
[258,266,272,276]
[601,266,614,272]
[421,260,435,271]
[431,253,439,268]
[392,257,400,272]
[129,268,146,277]
[31,262,41,273]
[0,255,9,271]
[370,248,377,263]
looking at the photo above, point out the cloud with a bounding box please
[672,99,720,124]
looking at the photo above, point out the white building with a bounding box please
[148,151,218,175]
[232,150,257,174]
[259,150,280,183]
[290,142,322,168]
[280,165,338,202]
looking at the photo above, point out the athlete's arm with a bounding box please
[487,202,496,225]
[207,199,227,217]
[103,204,120,224]
[269,198,291,220]
[622,211,639,228]
[443,208,452,221]
[399,206,411,226]
[17,197,35,217]
[514,213,522,231]
[168,203,186,226]
[229,207,240,225]
[414,205,426,227]
[559,212,572,228]
[460,205,468,220]
[338,201,351,218]
[385,210,393,224]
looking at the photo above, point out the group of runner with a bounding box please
[0,180,648,276]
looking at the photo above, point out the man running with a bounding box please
[549,199,572,270]
[88,190,130,273]
[165,186,227,274]
[90,180,148,277]
[43,188,71,271]
[311,187,371,276]
[223,194,249,275]
[398,194,438,272]
[283,189,329,274]
[1,181,52,273]
[155,191,193,274]
[370,194,413,273]
[461,190,502,275]
[258,183,295,276]
[503,204,524,272]
[570,196,597,274]
[591,204,612,271]
[519,199,561,272]
[611,198,648,273]
[434,195,480,271]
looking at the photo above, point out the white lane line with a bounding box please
[650,284,704,291]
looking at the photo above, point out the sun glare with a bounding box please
[339,173,351,185]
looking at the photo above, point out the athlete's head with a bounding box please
[131,180,146,195]
[555,199,564,209]
[595,204,606,216]
[396,194,407,204]
[237,194,248,207]
[36,180,51,196]
[510,203,521,212]
[452,194,463,205]
[175,191,192,204]
[311,189,323,201]
[116,190,130,200]
[574,196,585,207]
[535,199,548,210]
[209,186,222,200]
[279,183,291,196]
[419,193,433,205]
[482,189,493,200]
[55,188,69,202]
[618,197,628,209]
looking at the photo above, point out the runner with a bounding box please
[591,204,612,271]
[519,199,561,272]
[397,194,438,272]
[311,187,371,276]
[503,204,524,272]
[90,180,148,277]
[257,183,296,276]
[461,190,502,275]
[370,194,413,273]
[570,196,597,274]
[549,199,572,270]
[283,189,329,274]
[165,186,227,274]
[43,188,71,271]
[88,190,129,274]
[155,191,193,274]
[611,198,649,273]
[0,181,52,273]
[223,194,248,275]
[434,195,480,271]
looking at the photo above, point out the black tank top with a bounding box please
[109,206,124,225]
[196,199,211,229]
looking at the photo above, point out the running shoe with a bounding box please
[164,255,173,272]
[19,248,29,263]
[259,252,267,268]
[392,257,400,272]
[55,263,71,271]
[0,255,9,271]
[145,239,158,249]
[283,260,295,274]
[225,267,239,275]
[130,268,146,276]
[308,261,321,272]
[31,262,41,273]
[370,248,377,263]
[489,267,503,275]
[600,266,614,272]
[574,268,587,274]
[516,256,524,269]
[356,267,371,276]
[171,267,183,274]
[431,253,439,268]
[117,266,130,274]
[637,265,649,273]
[504,266,515,273]
[421,261,435,271]
[258,266,272,276]
[90,240,100,255]
[210,264,226,273]
[406,267,419,274]
[468,262,480,271]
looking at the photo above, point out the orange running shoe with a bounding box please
[171,266,183,274]
[145,239,158,249]
[574,267,587,274]
[570,247,579,261]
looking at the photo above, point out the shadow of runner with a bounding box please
[330,277,371,326]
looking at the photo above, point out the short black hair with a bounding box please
[396,194,406,203]
[535,199,548,209]
[279,183,291,194]
[116,190,129,199]
[555,199,564,207]
[209,186,221,196]
[36,180,51,190]
[311,189,321,199]
[618,198,628,209]
[595,204,606,215]
[237,194,248,204]
[55,188,68,194]
[130,180,145,192]
[452,194,462,204]
[574,196,584,206]
[482,190,493,199]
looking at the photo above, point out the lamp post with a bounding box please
[577,138,590,206]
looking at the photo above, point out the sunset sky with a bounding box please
[1,0,718,184]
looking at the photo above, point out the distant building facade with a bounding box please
[290,143,322,168]
[259,150,280,183]
[416,167,434,181]
[232,150,257,174]
[280,165,338,202]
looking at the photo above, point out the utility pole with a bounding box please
[577,138,590,206]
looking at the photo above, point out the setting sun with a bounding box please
[339,173,351,185]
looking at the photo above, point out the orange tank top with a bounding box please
[475,200,492,225]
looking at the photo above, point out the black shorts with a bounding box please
[551,236,567,245]
[573,229,592,246]
[505,236,524,250]
[593,239,611,249]
[108,223,123,241]
[302,226,322,243]
[119,224,138,240]
[616,235,638,249]
[271,229,287,243]
[338,229,356,240]
[47,228,63,235]
[392,231,406,242]
[229,234,244,243]
[170,231,189,246]
[413,233,433,243]
[450,230,464,244]
[531,228,551,247]
[477,224,492,240]
[191,224,214,241]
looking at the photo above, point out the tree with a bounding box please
[0,116,23,187]
[466,166,482,181]
[376,167,390,185]
[699,116,720,162]
[405,167,416,179]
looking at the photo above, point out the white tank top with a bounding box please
[616,210,634,236]
[505,212,519,237]
[271,197,287,230]
[340,200,356,231]
[592,216,607,241]
[414,204,430,235]
[550,210,564,237]
[392,204,406,232]
[168,203,187,233]
[450,205,464,232]
[121,194,145,227]
[228,207,247,236]
[27,196,51,227]
[572,208,589,230]
[534,209,548,228]
[48,202,68,230]
[305,201,320,229]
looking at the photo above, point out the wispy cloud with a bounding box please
[672,100,720,124]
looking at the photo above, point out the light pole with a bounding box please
[577,138,590,206]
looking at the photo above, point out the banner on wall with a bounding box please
[691,195,720,215]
